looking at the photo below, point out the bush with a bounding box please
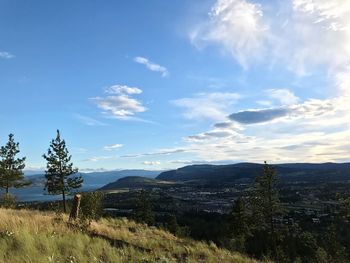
[79,191,104,224]
[134,190,155,226]
[0,193,17,208]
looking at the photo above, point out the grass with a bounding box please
[0,208,262,263]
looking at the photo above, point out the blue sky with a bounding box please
[1,0,350,171]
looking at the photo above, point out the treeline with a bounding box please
[0,130,83,211]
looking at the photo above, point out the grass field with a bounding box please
[0,208,261,263]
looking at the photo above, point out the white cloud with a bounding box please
[92,95,146,119]
[105,85,142,95]
[103,144,123,151]
[142,161,161,165]
[0,51,14,59]
[91,85,147,120]
[178,93,350,163]
[190,0,350,79]
[134,56,169,77]
[267,89,300,106]
[146,0,350,164]
[190,0,268,69]
[172,92,241,121]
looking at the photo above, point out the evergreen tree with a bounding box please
[43,130,83,213]
[134,190,154,225]
[230,197,250,236]
[167,214,180,235]
[251,161,282,256]
[229,197,250,252]
[0,134,29,194]
[254,161,282,234]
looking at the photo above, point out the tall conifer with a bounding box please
[253,161,282,254]
[43,130,83,212]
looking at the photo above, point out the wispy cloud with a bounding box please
[190,0,267,69]
[121,148,188,158]
[82,156,117,162]
[267,89,300,106]
[74,114,107,126]
[91,84,147,120]
[172,92,241,121]
[103,144,123,151]
[190,0,350,77]
[142,161,161,165]
[105,85,142,95]
[134,56,169,77]
[176,0,350,163]
[0,51,14,59]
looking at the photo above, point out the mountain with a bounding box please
[100,176,177,190]
[0,208,258,263]
[156,162,350,184]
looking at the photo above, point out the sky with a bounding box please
[1,0,350,172]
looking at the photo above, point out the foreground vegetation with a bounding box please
[0,208,260,263]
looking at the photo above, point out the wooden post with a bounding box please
[69,194,82,222]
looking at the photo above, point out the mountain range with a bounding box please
[155,162,350,185]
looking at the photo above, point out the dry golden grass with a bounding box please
[0,208,262,263]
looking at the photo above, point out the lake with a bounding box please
[0,184,104,202]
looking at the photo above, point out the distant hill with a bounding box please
[156,162,350,185]
[16,170,162,202]
[100,176,176,190]
[25,169,162,188]
[81,170,162,186]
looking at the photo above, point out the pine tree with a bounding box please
[229,197,250,252]
[0,134,29,195]
[230,197,250,236]
[250,161,282,257]
[43,130,83,213]
[134,190,154,225]
[254,161,282,235]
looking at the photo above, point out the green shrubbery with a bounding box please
[79,191,104,224]
[0,193,17,209]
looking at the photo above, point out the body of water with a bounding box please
[0,184,103,202]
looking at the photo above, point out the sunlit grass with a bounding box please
[0,208,262,263]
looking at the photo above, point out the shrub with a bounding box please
[79,191,104,224]
[0,193,17,208]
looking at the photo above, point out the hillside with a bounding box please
[100,176,177,190]
[156,162,350,184]
[0,209,260,263]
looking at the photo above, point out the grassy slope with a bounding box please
[0,209,261,263]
